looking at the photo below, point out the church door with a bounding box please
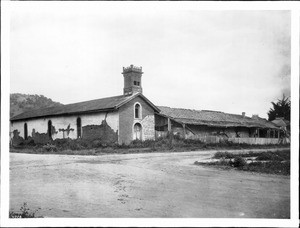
[133,123,142,140]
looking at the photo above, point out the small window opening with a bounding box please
[77,117,82,138]
[24,123,28,140]
[135,104,140,119]
[133,81,140,86]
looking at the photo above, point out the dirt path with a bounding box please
[9,150,290,218]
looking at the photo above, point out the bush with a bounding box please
[9,203,39,218]
[24,138,36,146]
[151,138,171,149]
[42,144,57,152]
[232,156,247,168]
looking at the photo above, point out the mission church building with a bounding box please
[10,65,282,146]
[10,65,160,145]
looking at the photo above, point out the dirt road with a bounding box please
[9,150,290,218]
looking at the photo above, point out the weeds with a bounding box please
[213,152,235,159]
[9,203,40,218]
[11,136,290,156]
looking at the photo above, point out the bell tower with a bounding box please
[122,64,143,96]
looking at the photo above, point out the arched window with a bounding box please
[77,117,82,138]
[48,120,52,138]
[24,123,28,140]
[135,103,141,119]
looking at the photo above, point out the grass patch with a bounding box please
[243,161,290,175]
[197,150,290,175]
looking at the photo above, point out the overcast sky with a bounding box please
[10,4,291,119]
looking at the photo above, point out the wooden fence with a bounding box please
[188,135,221,143]
[155,131,289,145]
[227,138,283,145]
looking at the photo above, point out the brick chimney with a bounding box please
[242,112,245,118]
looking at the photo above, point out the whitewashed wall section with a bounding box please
[10,111,119,140]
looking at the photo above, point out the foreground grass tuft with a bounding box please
[9,203,41,218]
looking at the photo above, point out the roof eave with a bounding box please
[10,107,116,122]
[155,113,280,129]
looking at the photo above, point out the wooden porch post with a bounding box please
[257,128,260,138]
[183,123,186,139]
[167,118,171,132]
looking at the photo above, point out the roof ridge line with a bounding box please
[63,94,125,106]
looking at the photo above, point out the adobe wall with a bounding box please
[182,125,251,138]
[10,111,119,145]
[119,96,155,144]
[187,125,251,138]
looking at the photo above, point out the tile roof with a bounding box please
[157,106,278,129]
[11,93,160,121]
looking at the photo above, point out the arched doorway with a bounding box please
[77,117,82,138]
[48,120,52,138]
[24,123,28,140]
[133,123,142,140]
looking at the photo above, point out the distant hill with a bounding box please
[10,93,63,118]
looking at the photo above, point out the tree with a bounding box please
[267,94,291,121]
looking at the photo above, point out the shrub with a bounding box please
[24,138,36,146]
[232,156,247,168]
[92,140,103,148]
[77,139,90,148]
[9,203,39,218]
[152,138,171,148]
[42,144,57,152]
[143,139,156,148]
[129,139,144,148]
[69,141,83,150]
